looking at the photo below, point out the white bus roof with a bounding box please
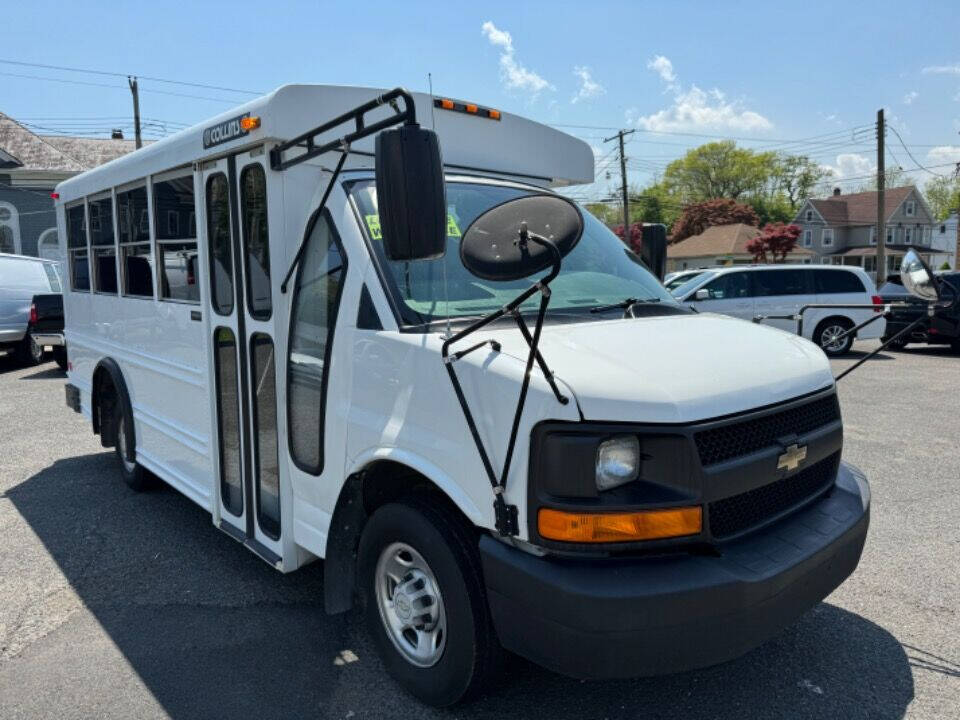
[56,84,594,203]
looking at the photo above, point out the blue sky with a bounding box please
[3,0,959,200]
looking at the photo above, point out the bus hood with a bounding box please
[488,313,834,423]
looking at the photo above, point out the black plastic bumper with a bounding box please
[65,383,81,413]
[480,461,870,679]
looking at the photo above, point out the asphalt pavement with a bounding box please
[1,341,957,719]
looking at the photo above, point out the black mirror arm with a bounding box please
[279,146,350,294]
[440,233,564,536]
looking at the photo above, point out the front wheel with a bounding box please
[815,318,855,357]
[358,499,499,707]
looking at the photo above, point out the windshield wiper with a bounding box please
[589,297,661,314]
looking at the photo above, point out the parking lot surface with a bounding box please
[1,342,958,720]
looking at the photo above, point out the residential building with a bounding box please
[792,186,934,277]
[930,209,958,270]
[0,111,138,263]
[666,223,814,272]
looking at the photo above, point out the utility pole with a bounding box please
[603,128,636,236]
[876,108,886,283]
[128,76,142,149]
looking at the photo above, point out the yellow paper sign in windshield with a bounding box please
[446,214,462,237]
[365,212,462,240]
[364,214,383,240]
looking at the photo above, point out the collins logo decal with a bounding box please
[203,113,250,149]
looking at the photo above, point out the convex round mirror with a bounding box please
[460,195,583,281]
[900,249,940,302]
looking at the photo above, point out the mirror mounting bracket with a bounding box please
[441,233,568,536]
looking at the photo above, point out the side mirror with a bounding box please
[375,124,446,261]
[694,288,710,301]
[900,249,940,302]
[460,195,583,281]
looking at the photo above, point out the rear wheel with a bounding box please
[52,345,67,370]
[815,318,855,357]
[113,402,151,491]
[884,336,908,351]
[13,335,43,366]
[358,499,499,707]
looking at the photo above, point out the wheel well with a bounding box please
[815,315,855,337]
[323,459,476,615]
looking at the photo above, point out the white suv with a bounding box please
[671,265,884,356]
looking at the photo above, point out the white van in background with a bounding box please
[672,265,884,356]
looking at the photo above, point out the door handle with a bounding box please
[190,310,202,322]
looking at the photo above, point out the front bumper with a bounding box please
[480,461,870,679]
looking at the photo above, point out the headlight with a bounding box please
[595,435,640,491]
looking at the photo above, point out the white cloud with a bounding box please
[926,145,960,166]
[903,90,919,105]
[634,56,772,133]
[571,66,605,104]
[481,21,553,94]
[922,64,960,76]
[820,152,874,181]
[647,55,677,87]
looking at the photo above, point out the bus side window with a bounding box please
[287,211,347,474]
[206,174,233,315]
[117,185,153,298]
[154,173,200,304]
[241,164,271,320]
[66,203,89,292]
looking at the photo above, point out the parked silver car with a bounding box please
[0,253,65,366]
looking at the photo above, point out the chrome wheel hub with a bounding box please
[821,325,847,350]
[374,542,446,667]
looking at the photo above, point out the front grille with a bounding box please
[694,394,840,467]
[708,452,839,539]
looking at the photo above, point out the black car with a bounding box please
[880,272,960,351]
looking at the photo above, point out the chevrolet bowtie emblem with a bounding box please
[777,443,808,472]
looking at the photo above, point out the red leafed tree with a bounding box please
[746,223,802,263]
[670,198,759,243]
[614,222,644,254]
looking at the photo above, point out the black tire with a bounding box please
[358,499,499,707]
[52,345,67,370]
[814,317,855,357]
[13,334,43,366]
[883,336,908,351]
[113,401,151,491]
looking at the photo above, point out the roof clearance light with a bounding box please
[50,192,59,199]
[240,116,261,131]
[434,98,501,121]
[538,506,702,543]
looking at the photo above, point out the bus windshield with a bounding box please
[348,179,675,326]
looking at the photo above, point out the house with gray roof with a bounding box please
[0,111,139,261]
[792,186,934,278]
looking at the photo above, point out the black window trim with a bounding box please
[206,172,234,317]
[212,325,244,518]
[286,206,348,476]
[250,331,281,539]
[239,161,272,321]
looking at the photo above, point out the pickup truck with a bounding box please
[0,253,67,368]
[880,272,960,351]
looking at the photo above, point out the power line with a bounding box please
[0,70,245,104]
[887,125,952,178]
[0,58,261,95]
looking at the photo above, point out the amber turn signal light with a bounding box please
[538,506,702,543]
[240,116,261,131]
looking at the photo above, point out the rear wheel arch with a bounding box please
[91,358,134,454]
[323,460,480,615]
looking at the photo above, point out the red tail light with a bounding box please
[29,303,38,324]
[871,295,883,313]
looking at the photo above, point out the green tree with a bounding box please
[663,141,778,202]
[923,176,960,221]
[747,194,794,226]
[771,154,832,211]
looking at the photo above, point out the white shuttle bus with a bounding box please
[58,85,871,706]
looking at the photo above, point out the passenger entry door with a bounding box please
[200,151,282,564]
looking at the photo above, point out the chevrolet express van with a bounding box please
[59,85,871,706]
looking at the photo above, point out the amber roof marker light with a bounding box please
[434,98,501,121]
